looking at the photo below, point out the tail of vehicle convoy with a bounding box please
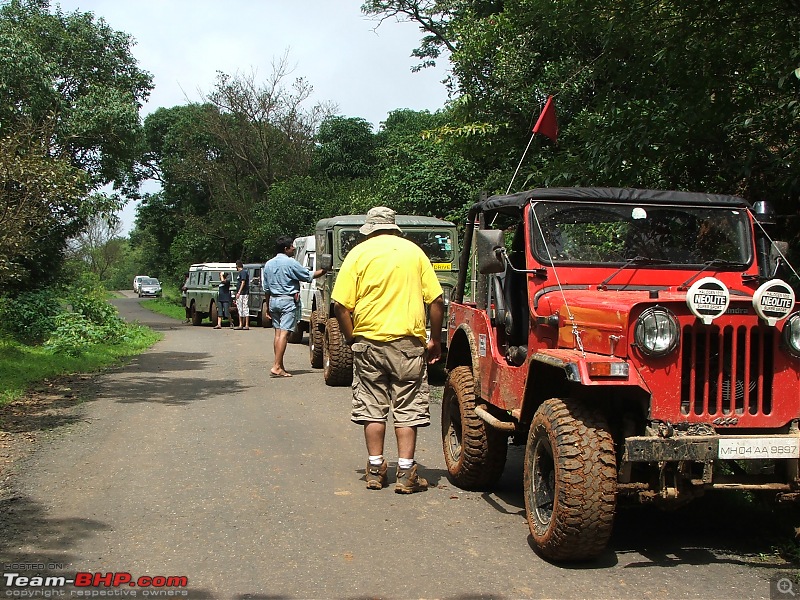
[186,262,271,327]
[443,187,800,561]
[310,215,459,386]
[185,262,238,326]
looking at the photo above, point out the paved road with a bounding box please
[0,294,795,599]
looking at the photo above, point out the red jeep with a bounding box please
[443,187,800,560]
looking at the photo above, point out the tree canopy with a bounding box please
[0,0,152,287]
[4,0,799,291]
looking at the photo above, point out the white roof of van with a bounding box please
[189,262,238,270]
[293,235,315,252]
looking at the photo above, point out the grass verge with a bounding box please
[140,297,185,321]
[0,324,161,407]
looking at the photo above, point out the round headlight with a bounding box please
[634,307,680,357]
[782,313,800,358]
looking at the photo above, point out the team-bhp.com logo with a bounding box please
[3,571,188,596]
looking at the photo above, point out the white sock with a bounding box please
[397,458,414,470]
[368,455,384,466]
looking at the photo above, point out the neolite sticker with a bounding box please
[479,334,487,357]
[686,277,730,325]
[752,279,796,326]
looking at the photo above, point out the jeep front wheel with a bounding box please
[191,303,202,326]
[322,317,352,386]
[209,301,218,325]
[309,311,323,368]
[442,366,508,489]
[524,398,617,561]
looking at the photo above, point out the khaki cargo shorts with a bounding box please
[350,336,430,428]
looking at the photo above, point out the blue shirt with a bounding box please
[263,253,313,295]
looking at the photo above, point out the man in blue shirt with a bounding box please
[263,235,327,377]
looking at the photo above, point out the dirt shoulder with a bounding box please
[0,374,98,496]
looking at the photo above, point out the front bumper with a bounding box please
[623,434,800,462]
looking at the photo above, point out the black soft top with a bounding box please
[475,187,751,218]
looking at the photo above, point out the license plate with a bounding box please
[717,437,800,459]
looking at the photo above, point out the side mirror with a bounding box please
[770,240,789,277]
[476,229,506,274]
[771,240,789,260]
[318,253,333,271]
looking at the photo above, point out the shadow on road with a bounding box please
[122,350,214,374]
[0,493,107,572]
[0,496,217,598]
[109,374,248,406]
[464,440,799,570]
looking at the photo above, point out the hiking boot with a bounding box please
[395,463,428,494]
[365,459,388,490]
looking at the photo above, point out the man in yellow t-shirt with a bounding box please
[332,206,444,494]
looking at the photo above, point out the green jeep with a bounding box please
[310,214,459,386]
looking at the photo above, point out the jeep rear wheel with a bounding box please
[524,398,617,561]
[322,317,352,386]
[191,303,202,326]
[442,366,508,489]
[309,311,323,368]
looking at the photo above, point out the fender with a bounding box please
[529,348,650,392]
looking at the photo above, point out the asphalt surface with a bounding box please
[0,293,796,599]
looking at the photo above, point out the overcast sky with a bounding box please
[53,0,452,231]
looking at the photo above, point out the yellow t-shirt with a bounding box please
[331,233,443,343]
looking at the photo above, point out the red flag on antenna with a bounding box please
[532,95,558,141]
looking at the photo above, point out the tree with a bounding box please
[0,0,153,288]
[66,209,125,281]
[375,109,480,222]
[0,119,87,286]
[135,58,335,274]
[312,116,378,179]
[363,0,800,222]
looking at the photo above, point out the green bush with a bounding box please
[1,275,130,355]
[0,289,62,343]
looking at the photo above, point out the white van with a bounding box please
[287,235,316,343]
[132,275,149,293]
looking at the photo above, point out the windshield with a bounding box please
[142,278,159,285]
[339,229,456,263]
[530,202,752,266]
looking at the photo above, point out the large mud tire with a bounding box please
[524,398,617,561]
[442,366,508,489]
[191,303,202,326]
[309,311,323,368]
[209,301,218,325]
[322,317,352,387]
